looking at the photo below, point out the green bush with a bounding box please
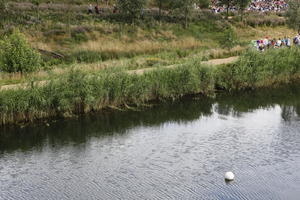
[218,25,238,50]
[0,30,41,73]
[214,47,300,90]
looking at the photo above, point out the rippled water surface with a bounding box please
[1,85,300,199]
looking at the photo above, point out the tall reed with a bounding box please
[0,59,214,125]
[2,47,300,125]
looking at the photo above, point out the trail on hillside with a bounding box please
[0,56,239,91]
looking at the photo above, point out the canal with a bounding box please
[1,84,300,199]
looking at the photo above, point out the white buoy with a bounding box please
[225,171,235,181]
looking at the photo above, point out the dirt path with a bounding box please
[0,56,239,91]
[201,56,239,65]
[128,56,239,75]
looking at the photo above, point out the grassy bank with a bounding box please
[1,47,300,126]
[0,1,295,88]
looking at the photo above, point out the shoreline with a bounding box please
[1,47,300,126]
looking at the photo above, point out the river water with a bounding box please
[1,85,300,200]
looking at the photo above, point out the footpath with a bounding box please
[0,56,239,91]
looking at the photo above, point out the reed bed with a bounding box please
[215,47,300,90]
[0,60,214,125]
[1,44,300,126]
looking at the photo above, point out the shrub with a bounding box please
[0,30,41,73]
[214,47,300,90]
[218,25,238,50]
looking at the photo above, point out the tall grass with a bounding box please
[215,47,300,90]
[1,47,300,126]
[0,60,214,125]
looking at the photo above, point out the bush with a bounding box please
[243,13,286,27]
[214,48,300,90]
[0,30,41,73]
[218,25,238,50]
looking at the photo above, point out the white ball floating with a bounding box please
[224,171,235,181]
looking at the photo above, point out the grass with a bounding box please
[1,2,299,125]
[2,47,300,125]
[0,59,214,125]
[214,47,300,90]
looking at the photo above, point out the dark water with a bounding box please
[1,85,300,200]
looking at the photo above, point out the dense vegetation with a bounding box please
[1,47,300,125]
[0,30,41,73]
[0,1,299,125]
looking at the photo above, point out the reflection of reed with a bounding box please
[0,98,214,154]
[216,83,300,118]
[1,83,300,155]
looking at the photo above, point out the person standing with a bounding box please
[286,37,291,48]
[95,4,100,14]
[88,4,93,14]
[277,38,282,48]
[263,37,269,49]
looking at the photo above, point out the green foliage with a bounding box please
[218,0,235,18]
[0,0,6,9]
[243,13,286,27]
[31,0,41,6]
[0,0,8,27]
[218,25,238,50]
[215,47,300,90]
[0,61,215,125]
[0,30,41,73]
[198,0,211,8]
[286,0,300,30]
[171,0,208,28]
[234,0,251,11]
[153,0,173,11]
[234,0,251,20]
[2,47,300,125]
[117,0,148,22]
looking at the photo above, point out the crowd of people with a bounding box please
[87,0,288,14]
[249,0,288,12]
[252,35,300,51]
[211,0,288,13]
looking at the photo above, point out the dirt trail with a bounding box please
[128,56,239,75]
[202,56,239,65]
[0,56,239,91]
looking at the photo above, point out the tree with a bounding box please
[117,0,148,23]
[0,30,41,73]
[172,0,209,28]
[153,0,173,20]
[219,25,238,50]
[198,0,211,9]
[31,0,41,20]
[0,0,8,26]
[234,0,251,21]
[0,0,7,11]
[218,0,235,19]
[286,0,300,31]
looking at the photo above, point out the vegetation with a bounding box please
[219,25,238,50]
[117,0,148,22]
[1,47,300,125]
[0,30,41,73]
[0,60,214,125]
[215,47,300,90]
[286,0,300,31]
[234,0,251,20]
[0,1,299,125]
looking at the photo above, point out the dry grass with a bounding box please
[237,26,296,42]
[78,37,203,55]
[205,45,246,59]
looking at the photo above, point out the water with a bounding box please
[1,85,300,200]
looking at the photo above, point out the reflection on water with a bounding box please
[1,84,300,199]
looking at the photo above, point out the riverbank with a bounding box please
[1,47,300,126]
